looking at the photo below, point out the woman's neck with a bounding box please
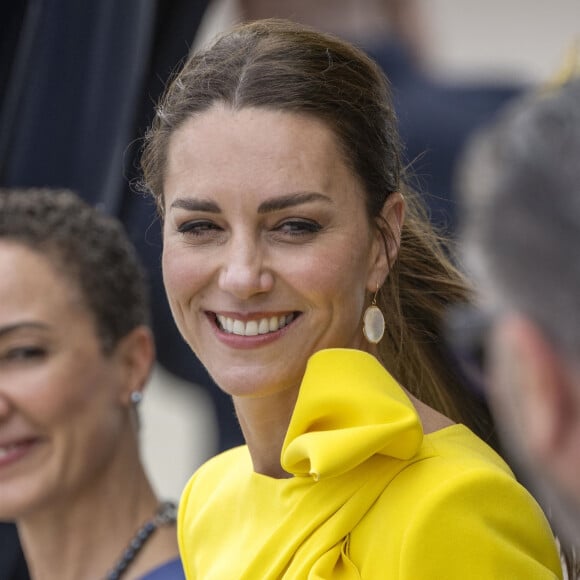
[17,446,169,580]
[404,388,455,434]
[234,387,299,479]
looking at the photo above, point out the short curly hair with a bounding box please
[0,188,150,354]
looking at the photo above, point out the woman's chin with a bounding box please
[208,366,299,401]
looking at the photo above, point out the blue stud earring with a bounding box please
[130,391,143,405]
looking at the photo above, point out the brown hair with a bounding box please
[141,18,492,439]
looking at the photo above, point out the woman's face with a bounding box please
[162,105,390,399]
[0,243,130,518]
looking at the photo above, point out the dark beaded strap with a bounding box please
[105,501,177,580]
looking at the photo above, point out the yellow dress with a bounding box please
[178,349,562,579]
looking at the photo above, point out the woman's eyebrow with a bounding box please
[169,191,332,214]
[169,197,221,213]
[0,321,49,338]
[258,191,331,214]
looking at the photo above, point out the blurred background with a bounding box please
[0,0,578,515]
[199,0,580,84]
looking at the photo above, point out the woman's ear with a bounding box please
[367,192,405,291]
[490,315,580,499]
[114,325,156,406]
[490,315,571,458]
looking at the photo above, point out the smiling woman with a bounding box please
[161,106,387,406]
[0,189,184,580]
[140,18,563,579]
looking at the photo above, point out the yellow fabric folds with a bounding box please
[282,348,423,480]
[178,348,563,579]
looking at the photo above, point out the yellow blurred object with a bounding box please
[547,39,580,88]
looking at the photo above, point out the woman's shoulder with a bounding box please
[351,424,563,578]
[139,557,185,580]
[390,423,525,504]
[423,423,511,473]
[179,445,251,505]
[193,444,250,480]
[377,424,530,517]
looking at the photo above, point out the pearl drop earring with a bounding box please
[362,287,385,344]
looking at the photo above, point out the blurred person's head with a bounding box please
[456,79,580,545]
[0,188,154,519]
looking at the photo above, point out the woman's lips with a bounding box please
[206,311,301,346]
[215,312,297,336]
[0,438,38,468]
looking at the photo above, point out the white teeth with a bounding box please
[245,320,259,336]
[217,313,296,336]
[232,320,245,335]
[0,443,23,457]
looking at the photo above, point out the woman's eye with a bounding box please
[1,346,47,363]
[274,219,322,236]
[177,220,222,236]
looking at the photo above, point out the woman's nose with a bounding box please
[218,239,274,299]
